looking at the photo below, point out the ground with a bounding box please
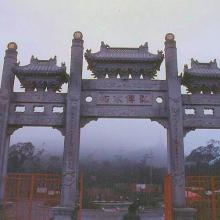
[81,209,164,220]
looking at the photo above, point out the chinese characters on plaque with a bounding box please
[97,93,152,105]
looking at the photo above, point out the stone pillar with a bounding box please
[165,33,195,219]
[0,135,10,205]
[53,32,84,220]
[0,43,17,206]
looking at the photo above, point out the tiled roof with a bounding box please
[85,42,163,62]
[13,56,66,75]
[184,59,220,77]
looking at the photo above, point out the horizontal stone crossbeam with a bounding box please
[6,84,220,129]
[183,94,220,129]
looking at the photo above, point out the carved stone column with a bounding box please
[0,95,10,207]
[165,33,185,207]
[0,43,17,206]
[53,32,83,220]
[0,134,10,204]
[165,33,195,219]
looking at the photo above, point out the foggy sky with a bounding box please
[1,0,220,163]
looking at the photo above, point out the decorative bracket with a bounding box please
[150,118,168,129]
[80,117,98,128]
[53,126,65,136]
[7,125,23,135]
[183,128,196,137]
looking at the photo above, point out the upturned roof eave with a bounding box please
[85,55,163,63]
[85,50,163,61]
[13,66,67,75]
[183,71,220,79]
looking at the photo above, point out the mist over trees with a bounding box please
[8,142,62,173]
[7,140,220,183]
[7,142,166,186]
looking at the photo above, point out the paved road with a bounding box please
[81,209,164,220]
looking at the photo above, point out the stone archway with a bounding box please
[2,31,218,219]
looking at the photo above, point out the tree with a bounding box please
[8,142,44,172]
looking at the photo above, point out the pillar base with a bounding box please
[0,204,5,220]
[174,208,196,220]
[52,206,75,220]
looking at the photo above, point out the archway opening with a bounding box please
[80,118,167,213]
[184,129,220,176]
[9,126,64,173]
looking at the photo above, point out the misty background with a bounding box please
[1,0,220,166]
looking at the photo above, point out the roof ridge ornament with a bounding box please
[139,42,148,50]
[100,41,110,50]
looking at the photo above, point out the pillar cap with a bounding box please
[165,33,175,41]
[7,42,17,50]
[73,31,83,40]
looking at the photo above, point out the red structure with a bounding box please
[3,173,61,220]
[164,175,173,220]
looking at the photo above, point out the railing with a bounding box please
[4,173,219,220]
[186,176,220,220]
[3,173,61,220]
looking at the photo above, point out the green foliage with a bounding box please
[8,142,44,173]
[7,142,63,174]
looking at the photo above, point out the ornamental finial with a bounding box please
[73,31,83,40]
[7,42,17,50]
[165,33,175,41]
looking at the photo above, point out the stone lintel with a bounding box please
[81,106,168,118]
[183,118,220,129]
[182,94,220,105]
[82,79,167,91]
[11,92,66,104]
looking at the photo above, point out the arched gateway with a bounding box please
[1,31,218,219]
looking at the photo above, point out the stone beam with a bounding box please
[81,106,168,118]
[182,94,220,105]
[184,118,220,129]
[11,92,66,104]
[82,79,167,91]
[8,113,64,127]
